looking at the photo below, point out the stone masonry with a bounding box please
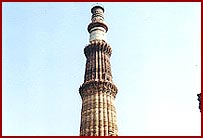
[79,5,118,136]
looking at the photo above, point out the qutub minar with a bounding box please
[79,5,118,136]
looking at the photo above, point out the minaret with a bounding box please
[79,5,118,136]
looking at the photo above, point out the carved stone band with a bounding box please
[84,40,112,57]
[79,80,118,99]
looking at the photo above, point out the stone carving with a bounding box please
[79,5,118,136]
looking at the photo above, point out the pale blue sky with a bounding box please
[3,2,201,136]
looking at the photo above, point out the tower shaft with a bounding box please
[79,5,118,136]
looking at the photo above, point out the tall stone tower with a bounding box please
[79,5,118,136]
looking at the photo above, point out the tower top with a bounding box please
[91,3,104,13]
[88,3,108,42]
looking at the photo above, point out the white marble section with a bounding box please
[89,27,107,42]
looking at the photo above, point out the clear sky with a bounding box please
[3,2,201,136]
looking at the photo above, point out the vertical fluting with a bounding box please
[84,59,87,82]
[97,50,99,80]
[85,95,89,136]
[89,49,92,80]
[80,99,84,135]
[106,55,112,82]
[102,49,105,80]
[79,5,118,136]
[104,53,107,80]
[93,50,95,80]
[81,98,84,135]
[114,109,117,134]
[94,91,99,136]
[110,95,114,135]
[95,50,98,80]
[99,90,104,136]
[83,97,87,135]
[112,95,118,136]
[90,93,94,135]
[103,91,108,135]
[114,103,118,134]
[101,49,104,80]
[107,91,112,134]
[85,58,88,81]
[85,96,89,135]
[99,51,102,80]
